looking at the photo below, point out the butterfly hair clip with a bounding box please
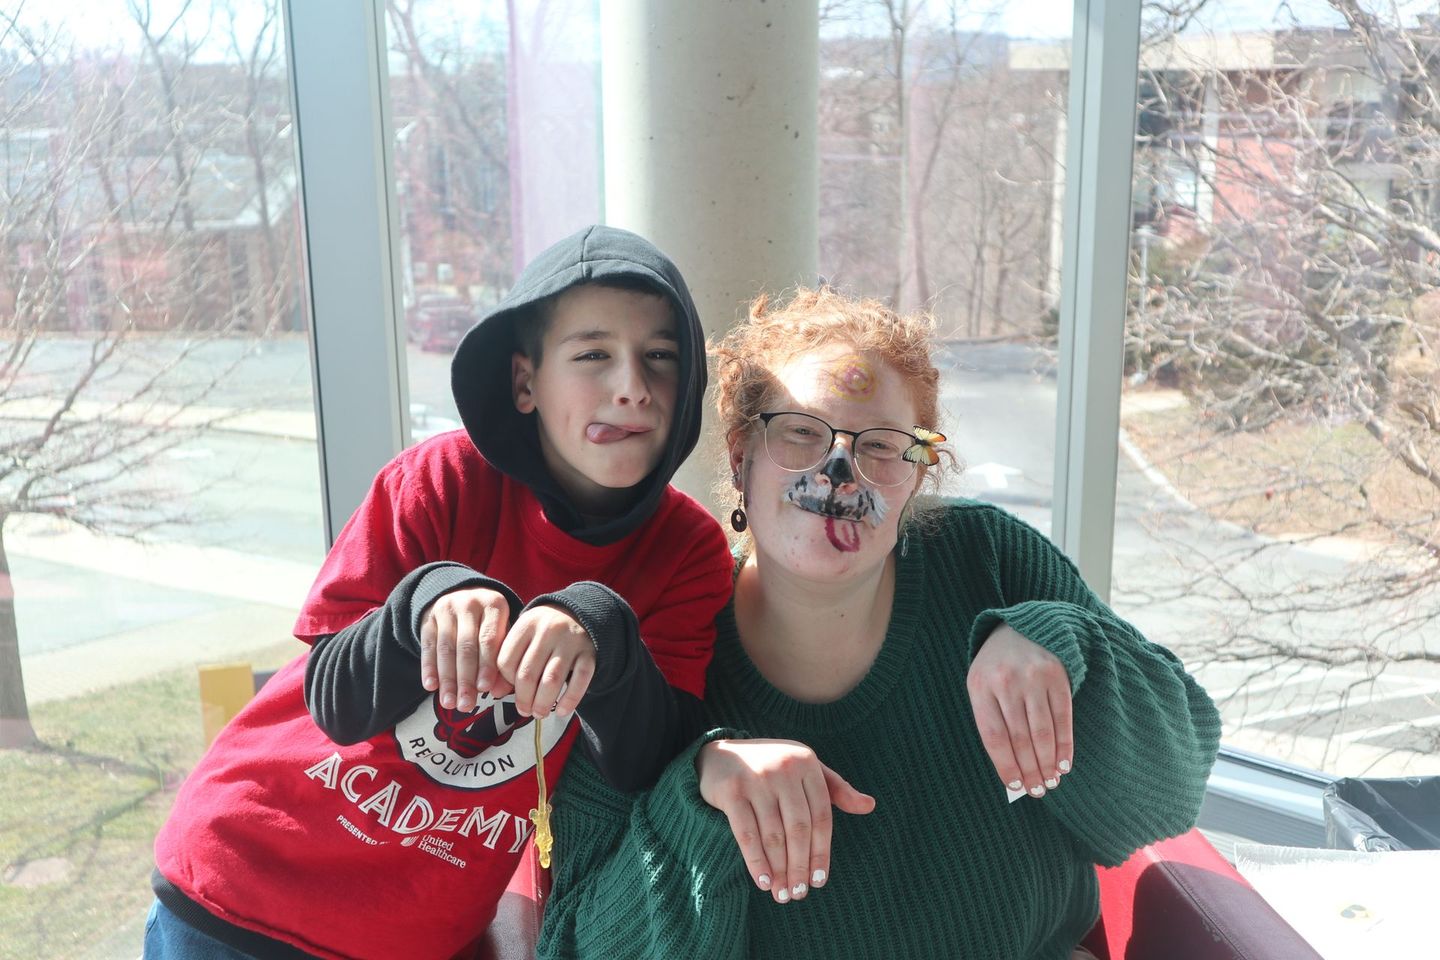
[902,426,946,466]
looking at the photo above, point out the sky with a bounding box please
[10,0,1432,62]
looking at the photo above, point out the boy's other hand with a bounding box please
[420,587,512,712]
[495,604,597,718]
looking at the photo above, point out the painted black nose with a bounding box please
[820,454,855,486]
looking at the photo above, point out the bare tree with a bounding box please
[1121,3,1440,769]
[0,1,298,747]
[911,25,1058,338]
[386,0,512,301]
[222,0,298,331]
[817,0,1059,337]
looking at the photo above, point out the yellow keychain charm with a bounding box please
[529,716,554,869]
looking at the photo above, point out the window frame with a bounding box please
[284,0,1332,841]
[285,0,410,545]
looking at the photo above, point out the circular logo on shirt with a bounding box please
[394,693,572,790]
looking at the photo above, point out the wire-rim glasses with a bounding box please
[757,411,917,487]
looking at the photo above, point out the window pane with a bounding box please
[387,2,1069,533]
[1113,3,1440,776]
[0,3,324,956]
[820,3,1072,533]
[387,0,602,441]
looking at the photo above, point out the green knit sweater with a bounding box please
[537,500,1221,960]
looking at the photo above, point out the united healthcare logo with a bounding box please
[394,693,572,790]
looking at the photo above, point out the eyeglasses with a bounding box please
[757,411,917,487]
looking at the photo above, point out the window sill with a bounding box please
[1199,746,1335,855]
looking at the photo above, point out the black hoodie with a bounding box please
[452,224,707,545]
[303,226,712,795]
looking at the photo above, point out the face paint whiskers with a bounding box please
[782,446,891,528]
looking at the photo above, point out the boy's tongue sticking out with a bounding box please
[587,423,648,444]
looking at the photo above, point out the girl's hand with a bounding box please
[968,623,1074,798]
[696,739,875,905]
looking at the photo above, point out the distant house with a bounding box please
[1011,27,1419,309]
[0,58,302,334]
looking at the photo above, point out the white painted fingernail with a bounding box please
[777,887,791,903]
[1007,780,1023,791]
[812,869,826,886]
[1029,784,1046,797]
[1059,759,1072,773]
[1045,777,1059,789]
[792,882,807,898]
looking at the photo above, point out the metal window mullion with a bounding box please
[1051,0,1143,602]
[284,0,408,546]
[1055,0,1333,832]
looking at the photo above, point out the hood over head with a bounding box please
[451,225,706,546]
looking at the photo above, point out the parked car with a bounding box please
[406,293,474,353]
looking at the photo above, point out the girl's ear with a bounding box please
[512,352,536,414]
[727,432,749,490]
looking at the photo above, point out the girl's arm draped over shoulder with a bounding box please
[538,735,753,960]
[961,504,1222,867]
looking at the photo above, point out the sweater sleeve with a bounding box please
[295,445,522,743]
[965,507,1222,867]
[537,732,753,960]
[305,563,523,744]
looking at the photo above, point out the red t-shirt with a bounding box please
[153,431,733,960]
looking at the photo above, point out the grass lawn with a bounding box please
[1121,391,1438,545]
[0,641,298,960]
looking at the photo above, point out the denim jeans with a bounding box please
[143,899,258,960]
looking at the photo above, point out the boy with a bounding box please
[146,226,733,960]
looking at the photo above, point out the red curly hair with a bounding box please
[712,286,943,452]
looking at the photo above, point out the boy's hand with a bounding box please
[420,586,512,712]
[494,604,597,718]
[967,622,1074,800]
[697,739,875,905]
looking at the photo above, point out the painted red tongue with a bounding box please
[587,423,629,443]
[824,517,862,553]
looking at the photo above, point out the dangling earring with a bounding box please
[729,467,748,532]
[730,489,748,532]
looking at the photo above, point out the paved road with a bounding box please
[6,338,1437,775]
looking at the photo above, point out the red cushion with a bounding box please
[1087,830,1322,960]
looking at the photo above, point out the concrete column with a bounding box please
[601,0,819,509]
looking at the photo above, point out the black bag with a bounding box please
[1322,776,1440,852]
